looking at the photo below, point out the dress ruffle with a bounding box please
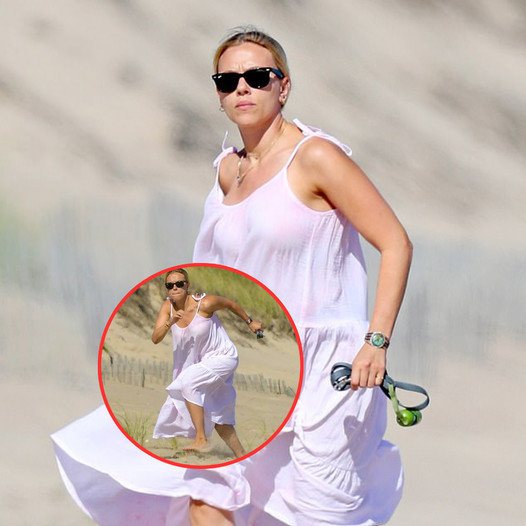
[51,406,250,525]
[52,324,403,525]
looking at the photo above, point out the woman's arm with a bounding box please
[201,295,263,335]
[296,139,413,389]
[151,300,183,344]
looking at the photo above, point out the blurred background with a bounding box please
[1,0,525,524]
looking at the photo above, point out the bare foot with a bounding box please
[183,438,212,453]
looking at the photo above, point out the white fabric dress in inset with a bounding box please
[51,120,403,526]
[153,294,238,439]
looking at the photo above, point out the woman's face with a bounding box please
[166,272,189,302]
[216,42,288,127]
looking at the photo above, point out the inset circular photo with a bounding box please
[99,263,302,468]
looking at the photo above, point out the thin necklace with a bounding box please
[236,122,286,186]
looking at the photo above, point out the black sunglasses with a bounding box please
[212,67,284,93]
[165,280,188,290]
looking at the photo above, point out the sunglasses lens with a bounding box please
[214,73,239,93]
[245,69,271,89]
[175,281,186,288]
[165,282,174,290]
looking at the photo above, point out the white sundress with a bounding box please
[153,294,239,439]
[51,120,403,526]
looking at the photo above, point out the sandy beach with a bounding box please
[1,1,525,524]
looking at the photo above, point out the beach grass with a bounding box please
[127,266,295,335]
[115,410,152,447]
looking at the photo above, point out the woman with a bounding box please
[51,27,412,526]
[151,268,262,457]
[192,27,413,525]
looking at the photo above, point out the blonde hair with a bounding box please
[165,268,189,283]
[213,26,290,83]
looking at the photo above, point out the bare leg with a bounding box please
[189,500,234,526]
[215,424,247,458]
[183,400,211,452]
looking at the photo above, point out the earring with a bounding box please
[219,106,225,112]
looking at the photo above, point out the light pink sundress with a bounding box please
[153,294,239,439]
[51,120,403,526]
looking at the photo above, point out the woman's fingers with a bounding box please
[351,367,384,390]
[350,345,386,390]
[249,320,263,333]
[374,371,385,386]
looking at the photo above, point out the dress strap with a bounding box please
[192,293,207,314]
[292,118,353,157]
[282,135,315,171]
[213,131,238,169]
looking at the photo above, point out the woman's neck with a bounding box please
[172,294,189,311]
[239,114,286,157]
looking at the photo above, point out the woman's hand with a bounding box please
[247,319,263,335]
[171,310,185,322]
[350,345,386,390]
[163,309,184,329]
[152,300,183,344]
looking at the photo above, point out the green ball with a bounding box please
[396,409,422,427]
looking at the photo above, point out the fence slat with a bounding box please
[100,353,296,397]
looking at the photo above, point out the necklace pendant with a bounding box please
[236,156,246,186]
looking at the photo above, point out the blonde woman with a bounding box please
[193,27,412,525]
[52,27,412,526]
[152,268,261,457]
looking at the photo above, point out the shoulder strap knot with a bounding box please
[213,131,238,168]
[293,118,352,157]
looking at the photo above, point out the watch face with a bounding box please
[371,332,386,348]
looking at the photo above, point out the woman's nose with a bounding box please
[236,77,251,93]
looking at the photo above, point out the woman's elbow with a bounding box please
[401,230,413,264]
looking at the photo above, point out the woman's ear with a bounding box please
[279,77,291,106]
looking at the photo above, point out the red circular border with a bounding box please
[98,262,304,469]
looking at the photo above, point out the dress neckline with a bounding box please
[172,295,209,329]
[218,130,311,209]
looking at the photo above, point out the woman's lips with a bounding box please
[236,101,255,110]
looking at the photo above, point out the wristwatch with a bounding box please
[246,317,253,325]
[365,331,390,350]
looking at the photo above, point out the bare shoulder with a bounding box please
[301,136,348,160]
[156,298,172,320]
[199,294,219,309]
[198,294,229,316]
[294,136,364,196]
[297,137,358,175]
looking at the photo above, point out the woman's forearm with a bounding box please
[208,296,262,334]
[368,236,413,338]
[152,319,173,344]
[227,300,252,324]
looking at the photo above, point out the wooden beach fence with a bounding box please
[101,352,296,397]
